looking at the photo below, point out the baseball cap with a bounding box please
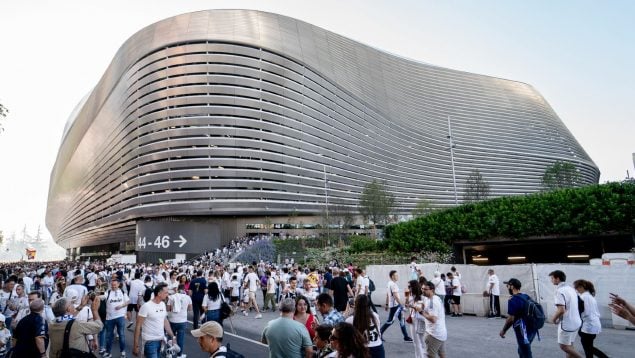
[503,278,521,289]
[191,321,223,339]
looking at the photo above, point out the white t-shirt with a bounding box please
[424,295,447,341]
[168,293,192,324]
[555,283,582,332]
[128,279,145,305]
[202,294,222,311]
[138,300,168,341]
[451,278,462,296]
[488,274,500,296]
[245,272,259,292]
[21,277,33,293]
[356,276,369,295]
[579,291,601,334]
[432,277,445,296]
[346,312,382,347]
[231,279,241,297]
[86,272,97,286]
[387,281,400,308]
[66,284,89,301]
[104,289,129,320]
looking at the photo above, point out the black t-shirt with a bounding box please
[190,277,207,300]
[13,312,48,356]
[330,277,351,311]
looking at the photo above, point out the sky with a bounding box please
[0,0,633,242]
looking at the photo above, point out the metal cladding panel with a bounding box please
[47,9,599,249]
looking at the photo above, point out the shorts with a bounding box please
[450,295,461,305]
[248,290,256,300]
[127,303,139,312]
[425,333,446,356]
[558,327,578,345]
[231,295,239,303]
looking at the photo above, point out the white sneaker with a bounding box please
[243,310,248,317]
[103,354,112,358]
[121,352,127,358]
[255,313,262,319]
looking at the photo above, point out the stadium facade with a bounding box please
[46,10,599,259]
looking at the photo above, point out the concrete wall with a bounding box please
[366,263,635,329]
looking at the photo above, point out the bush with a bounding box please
[385,182,635,250]
[349,237,380,253]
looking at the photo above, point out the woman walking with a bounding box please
[406,280,426,358]
[202,281,224,325]
[573,279,609,358]
[346,294,385,358]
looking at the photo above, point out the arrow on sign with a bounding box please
[174,235,188,248]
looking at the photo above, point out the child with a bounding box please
[230,274,240,310]
[0,313,10,358]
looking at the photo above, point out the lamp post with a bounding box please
[447,116,458,205]
[323,164,330,243]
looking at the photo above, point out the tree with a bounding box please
[358,179,395,227]
[463,169,490,203]
[541,161,580,191]
[0,102,8,133]
[412,197,434,218]
[331,204,355,239]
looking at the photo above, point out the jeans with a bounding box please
[192,298,203,329]
[380,305,410,339]
[106,316,126,353]
[170,322,187,354]
[514,326,536,358]
[144,340,162,358]
[206,309,221,324]
[369,344,386,358]
[98,326,106,350]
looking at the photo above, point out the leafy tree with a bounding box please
[359,179,395,226]
[412,198,434,218]
[463,169,490,203]
[0,103,8,133]
[541,161,580,190]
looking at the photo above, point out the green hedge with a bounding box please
[385,182,635,252]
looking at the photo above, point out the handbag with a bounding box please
[405,313,413,324]
[220,300,232,319]
[62,320,97,358]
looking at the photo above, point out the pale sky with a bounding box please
[0,0,633,241]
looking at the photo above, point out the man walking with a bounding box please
[103,277,129,358]
[261,298,313,358]
[133,283,176,358]
[188,270,207,329]
[419,281,446,358]
[191,321,230,357]
[499,278,537,358]
[380,270,413,342]
[487,269,501,318]
[243,266,262,319]
[549,270,582,358]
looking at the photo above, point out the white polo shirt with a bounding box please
[554,282,582,332]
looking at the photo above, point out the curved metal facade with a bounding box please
[46,10,599,249]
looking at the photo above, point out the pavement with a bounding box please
[111,300,632,357]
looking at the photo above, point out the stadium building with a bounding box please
[46,10,599,260]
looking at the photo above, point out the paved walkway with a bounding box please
[113,303,632,357]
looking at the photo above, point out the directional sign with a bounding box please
[136,220,221,254]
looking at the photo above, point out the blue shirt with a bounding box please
[323,308,345,326]
[190,277,207,300]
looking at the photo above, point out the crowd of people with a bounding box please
[0,253,632,358]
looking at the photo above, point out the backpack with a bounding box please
[98,290,111,321]
[143,286,153,302]
[368,278,376,292]
[518,294,545,332]
[216,342,245,358]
